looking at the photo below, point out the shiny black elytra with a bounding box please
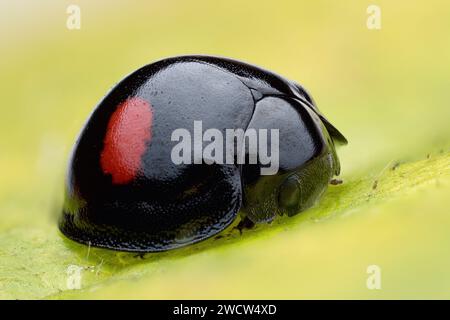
[59,55,347,252]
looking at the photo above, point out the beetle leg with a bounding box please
[234,216,256,235]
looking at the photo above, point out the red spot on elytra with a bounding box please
[100,97,153,184]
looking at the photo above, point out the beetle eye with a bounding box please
[278,175,301,216]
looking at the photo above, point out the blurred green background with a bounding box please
[0,0,449,299]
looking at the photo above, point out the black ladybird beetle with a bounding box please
[59,55,347,252]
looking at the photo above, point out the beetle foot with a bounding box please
[234,216,256,235]
[330,178,343,185]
